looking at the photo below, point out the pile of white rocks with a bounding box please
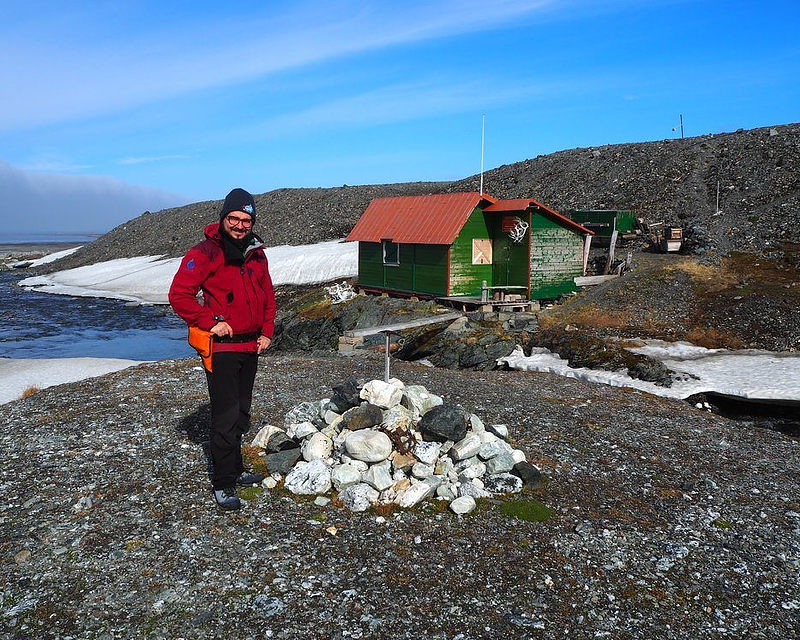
[250,377,543,514]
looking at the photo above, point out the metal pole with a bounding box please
[384,332,390,383]
[716,180,720,214]
[480,114,485,195]
[680,114,684,139]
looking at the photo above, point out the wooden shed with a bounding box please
[345,192,593,301]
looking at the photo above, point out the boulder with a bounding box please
[265,448,302,474]
[395,480,436,508]
[413,441,442,466]
[449,495,477,514]
[265,431,298,453]
[284,401,324,428]
[342,403,383,431]
[418,403,469,442]
[344,430,393,463]
[449,434,482,461]
[483,473,523,494]
[511,461,545,488]
[286,421,318,440]
[331,463,362,490]
[381,404,415,432]
[284,460,332,495]
[478,440,513,461]
[362,462,394,491]
[484,452,516,475]
[250,424,283,448]
[301,432,333,462]
[360,380,403,409]
[401,385,443,418]
[339,482,379,512]
[330,378,364,411]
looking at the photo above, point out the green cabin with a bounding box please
[345,192,593,301]
[567,209,637,238]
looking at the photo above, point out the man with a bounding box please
[169,188,276,511]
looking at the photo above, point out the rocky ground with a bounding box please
[2,353,798,639]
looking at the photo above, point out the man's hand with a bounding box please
[210,321,233,337]
[257,336,272,354]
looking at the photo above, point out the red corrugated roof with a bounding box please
[484,199,594,235]
[345,192,497,244]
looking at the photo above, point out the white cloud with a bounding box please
[0,1,562,132]
[117,154,190,165]
[0,159,186,234]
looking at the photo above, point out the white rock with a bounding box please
[436,483,457,500]
[331,464,362,491]
[339,483,379,512]
[411,462,434,479]
[434,457,454,476]
[458,461,486,481]
[478,440,512,461]
[450,495,477,514]
[324,409,341,425]
[287,421,318,440]
[344,430,393,463]
[401,385,443,419]
[392,469,407,482]
[360,380,403,409]
[413,441,442,465]
[395,481,435,508]
[363,463,394,491]
[485,453,516,475]
[302,433,333,462]
[251,424,284,448]
[285,459,332,495]
[511,449,527,464]
[314,496,331,506]
[479,431,500,444]
[340,456,369,472]
[381,404,415,432]
[457,480,490,499]
[450,434,482,461]
[261,477,278,489]
[469,414,485,433]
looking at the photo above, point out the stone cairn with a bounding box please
[250,378,543,514]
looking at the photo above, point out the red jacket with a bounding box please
[169,223,277,353]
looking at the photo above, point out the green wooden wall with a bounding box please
[449,208,493,296]
[529,212,585,298]
[489,215,530,290]
[357,242,448,295]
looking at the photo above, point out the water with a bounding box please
[0,270,193,360]
[0,233,99,245]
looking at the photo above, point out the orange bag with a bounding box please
[188,326,214,372]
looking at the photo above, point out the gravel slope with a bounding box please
[2,352,798,639]
[43,122,799,273]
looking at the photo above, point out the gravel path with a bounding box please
[3,352,798,639]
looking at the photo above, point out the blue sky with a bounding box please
[2,0,799,234]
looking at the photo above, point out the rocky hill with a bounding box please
[45,122,799,272]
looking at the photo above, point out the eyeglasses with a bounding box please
[226,214,253,228]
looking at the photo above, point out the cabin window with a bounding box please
[472,239,492,265]
[382,240,399,266]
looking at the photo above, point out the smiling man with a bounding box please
[169,188,276,511]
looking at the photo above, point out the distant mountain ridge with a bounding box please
[47,122,799,272]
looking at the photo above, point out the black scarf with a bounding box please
[220,229,253,265]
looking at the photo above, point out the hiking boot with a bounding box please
[237,470,265,486]
[213,487,241,511]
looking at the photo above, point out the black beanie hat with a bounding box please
[219,188,256,224]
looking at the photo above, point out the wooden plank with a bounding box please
[344,312,464,338]
[574,274,620,286]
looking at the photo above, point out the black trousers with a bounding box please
[205,351,258,489]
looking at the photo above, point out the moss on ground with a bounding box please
[499,498,555,523]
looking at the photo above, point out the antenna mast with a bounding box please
[480,114,485,195]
